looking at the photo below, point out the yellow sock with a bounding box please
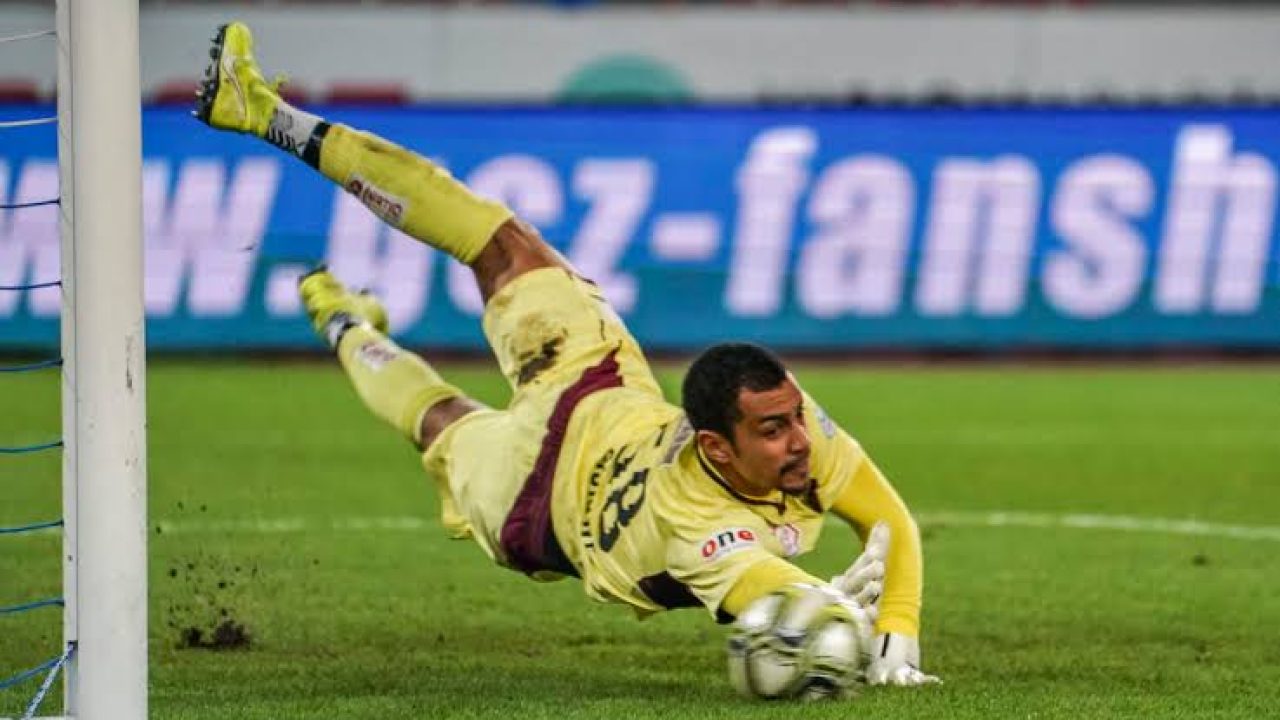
[316,124,513,264]
[336,324,464,444]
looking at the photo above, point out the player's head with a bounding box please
[682,343,811,497]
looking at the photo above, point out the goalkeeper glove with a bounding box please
[830,521,889,610]
[868,632,941,687]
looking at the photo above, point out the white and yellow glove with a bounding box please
[830,521,889,611]
[868,632,941,686]
[832,522,941,687]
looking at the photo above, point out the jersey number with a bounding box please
[598,468,649,552]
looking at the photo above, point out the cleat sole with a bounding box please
[193,24,229,125]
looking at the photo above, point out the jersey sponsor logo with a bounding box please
[772,522,802,557]
[346,174,406,226]
[661,418,694,465]
[814,404,837,439]
[355,341,399,370]
[700,527,758,562]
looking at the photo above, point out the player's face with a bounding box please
[726,377,812,496]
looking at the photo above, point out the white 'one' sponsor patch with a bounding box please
[700,527,758,562]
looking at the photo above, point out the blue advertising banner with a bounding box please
[2,106,1278,350]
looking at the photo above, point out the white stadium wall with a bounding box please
[4,5,1280,101]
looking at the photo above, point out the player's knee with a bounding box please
[418,395,485,451]
[471,218,570,302]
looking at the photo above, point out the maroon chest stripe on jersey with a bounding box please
[499,349,623,577]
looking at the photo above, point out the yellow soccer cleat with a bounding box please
[298,267,390,342]
[193,22,283,137]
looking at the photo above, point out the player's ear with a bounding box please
[696,429,735,464]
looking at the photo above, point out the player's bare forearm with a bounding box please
[470,218,572,303]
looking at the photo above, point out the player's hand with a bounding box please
[832,595,876,674]
[830,521,889,608]
[867,632,942,687]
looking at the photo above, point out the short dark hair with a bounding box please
[682,342,788,441]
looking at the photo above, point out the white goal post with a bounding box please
[54,1,147,719]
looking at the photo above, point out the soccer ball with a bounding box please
[726,583,871,701]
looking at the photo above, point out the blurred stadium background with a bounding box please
[4,0,1280,352]
[2,0,1278,718]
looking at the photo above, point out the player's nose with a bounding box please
[788,423,810,455]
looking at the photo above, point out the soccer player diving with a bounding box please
[194,22,939,689]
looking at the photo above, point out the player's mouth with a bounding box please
[779,457,810,488]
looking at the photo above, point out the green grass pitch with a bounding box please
[2,360,1279,718]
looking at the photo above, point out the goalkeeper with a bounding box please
[195,22,938,687]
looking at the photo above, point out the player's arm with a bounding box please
[720,556,821,618]
[658,499,829,623]
[664,523,822,622]
[800,390,937,686]
[799,391,922,637]
[829,458,922,638]
[830,459,939,686]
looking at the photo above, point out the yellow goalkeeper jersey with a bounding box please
[548,387,865,620]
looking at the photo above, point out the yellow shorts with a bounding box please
[421,268,660,571]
